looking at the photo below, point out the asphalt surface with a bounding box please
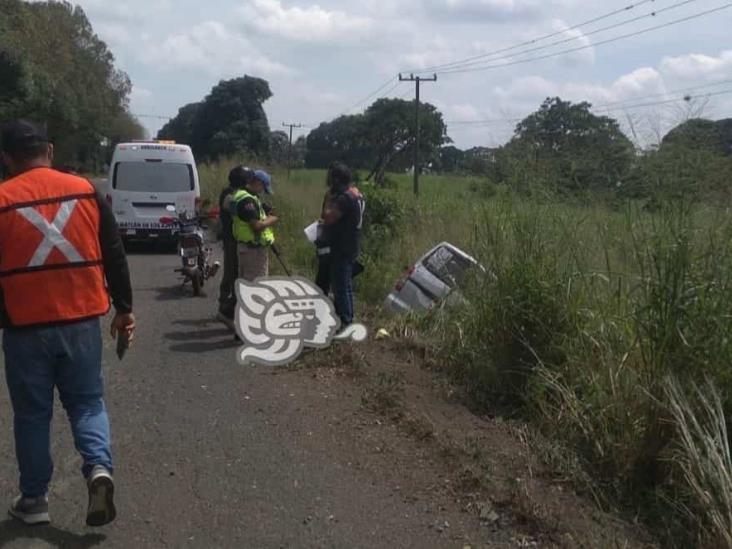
[0,246,495,549]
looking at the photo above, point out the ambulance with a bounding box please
[107,140,200,243]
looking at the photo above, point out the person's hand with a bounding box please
[262,203,274,215]
[111,312,136,345]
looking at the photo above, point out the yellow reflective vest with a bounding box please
[231,189,275,246]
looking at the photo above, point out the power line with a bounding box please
[339,76,397,116]
[446,78,732,126]
[438,3,732,75]
[445,87,732,130]
[377,80,403,100]
[423,0,699,74]
[132,113,173,121]
[601,87,732,112]
[413,0,659,74]
[592,78,732,109]
[308,77,406,129]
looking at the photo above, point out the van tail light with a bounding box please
[159,216,175,225]
[395,265,415,291]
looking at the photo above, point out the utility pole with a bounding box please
[282,122,303,180]
[399,73,437,197]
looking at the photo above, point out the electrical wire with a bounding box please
[414,0,660,73]
[445,87,732,130]
[422,0,699,74]
[439,3,732,74]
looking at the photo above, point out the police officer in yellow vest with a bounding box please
[231,169,278,281]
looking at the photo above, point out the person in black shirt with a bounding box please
[217,165,252,323]
[321,162,365,327]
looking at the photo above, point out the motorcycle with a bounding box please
[160,205,220,296]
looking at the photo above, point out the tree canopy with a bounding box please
[661,118,732,156]
[305,98,448,184]
[305,114,372,171]
[0,0,144,171]
[158,76,272,161]
[498,97,635,192]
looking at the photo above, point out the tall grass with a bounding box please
[422,194,732,546]
[199,158,732,546]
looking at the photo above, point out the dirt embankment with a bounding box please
[295,338,656,549]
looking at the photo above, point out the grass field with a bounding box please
[199,160,732,548]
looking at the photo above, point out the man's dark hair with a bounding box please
[228,165,252,189]
[1,119,49,163]
[328,161,352,189]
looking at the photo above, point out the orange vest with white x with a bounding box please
[0,167,110,327]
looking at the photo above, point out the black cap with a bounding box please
[0,120,49,154]
[228,164,253,188]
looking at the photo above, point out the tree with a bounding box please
[0,0,140,171]
[268,130,290,165]
[158,102,201,145]
[292,135,307,169]
[436,145,466,173]
[189,76,272,160]
[463,147,497,176]
[661,118,732,156]
[363,98,449,184]
[500,97,635,192]
[305,114,371,170]
[303,98,448,183]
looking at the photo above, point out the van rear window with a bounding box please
[422,246,473,287]
[113,162,194,192]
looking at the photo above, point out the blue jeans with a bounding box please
[330,255,354,326]
[3,318,112,498]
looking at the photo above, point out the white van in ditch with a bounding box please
[108,141,200,242]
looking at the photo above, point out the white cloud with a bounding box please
[238,0,373,43]
[492,67,666,110]
[130,86,154,105]
[76,0,172,21]
[142,21,293,77]
[660,50,732,81]
[430,0,564,21]
[95,22,133,46]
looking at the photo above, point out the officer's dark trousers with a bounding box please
[330,254,355,327]
[315,254,331,296]
[218,238,239,318]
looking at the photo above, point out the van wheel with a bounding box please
[192,274,202,296]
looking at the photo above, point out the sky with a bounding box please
[68,0,732,149]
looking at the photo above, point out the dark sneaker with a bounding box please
[86,466,116,527]
[216,311,235,331]
[8,495,50,525]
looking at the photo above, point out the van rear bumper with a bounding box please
[119,227,177,241]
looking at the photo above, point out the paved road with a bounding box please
[0,248,495,548]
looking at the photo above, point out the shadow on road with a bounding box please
[0,519,105,548]
[164,328,232,341]
[172,319,219,327]
[155,285,211,301]
[123,241,176,256]
[169,339,240,353]
[165,318,239,353]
